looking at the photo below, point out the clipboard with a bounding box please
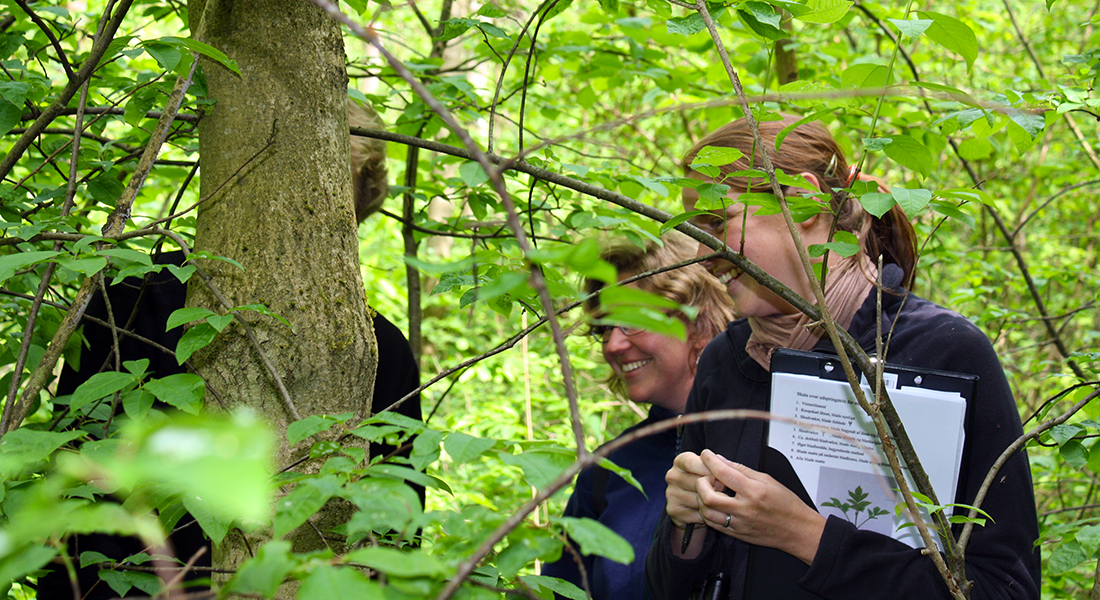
[767,348,977,549]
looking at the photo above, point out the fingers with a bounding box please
[700,449,757,494]
[665,452,709,528]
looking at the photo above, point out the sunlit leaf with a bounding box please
[918,11,978,71]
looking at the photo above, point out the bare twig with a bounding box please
[12,0,74,80]
[959,386,1100,552]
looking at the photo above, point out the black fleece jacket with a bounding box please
[645,264,1040,600]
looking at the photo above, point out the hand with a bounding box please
[695,449,826,565]
[664,451,717,529]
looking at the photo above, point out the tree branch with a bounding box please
[0,0,135,182]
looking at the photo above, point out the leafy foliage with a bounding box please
[1,0,1099,598]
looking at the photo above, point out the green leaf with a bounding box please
[858,192,896,218]
[558,517,634,563]
[142,41,181,71]
[888,18,933,39]
[881,136,934,177]
[1076,524,1100,555]
[0,81,31,105]
[929,200,976,228]
[521,575,586,600]
[80,551,114,568]
[231,304,292,329]
[287,414,351,445]
[344,546,449,577]
[167,307,218,331]
[1007,109,1045,139]
[98,248,153,266]
[596,458,644,495]
[739,2,785,41]
[691,183,733,210]
[226,540,294,598]
[1047,540,1089,575]
[159,36,240,75]
[1050,423,1084,446]
[543,0,574,23]
[0,99,21,137]
[0,545,58,589]
[918,11,978,72]
[99,570,162,597]
[298,565,380,599]
[274,478,338,539]
[443,431,497,464]
[175,323,217,364]
[667,13,706,37]
[1059,439,1089,470]
[809,230,861,258]
[54,256,109,276]
[661,210,710,234]
[631,176,670,198]
[840,63,890,92]
[165,263,196,283]
[891,188,933,216]
[499,448,574,489]
[794,0,852,24]
[0,250,61,282]
[122,389,155,422]
[72,371,138,411]
[459,161,490,187]
[0,429,83,468]
[692,146,743,168]
[143,374,205,415]
[597,0,619,14]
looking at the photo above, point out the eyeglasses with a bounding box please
[588,324,643,343]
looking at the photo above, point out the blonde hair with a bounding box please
[584,231,736,399]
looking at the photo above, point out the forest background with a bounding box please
[1,0,1099,598]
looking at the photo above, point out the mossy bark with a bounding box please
[186,0,377,587]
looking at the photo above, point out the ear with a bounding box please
[791,171,830,233]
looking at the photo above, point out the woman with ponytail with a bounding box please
[645,115,1040,600]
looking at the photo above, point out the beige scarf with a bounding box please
[745,252,878,370]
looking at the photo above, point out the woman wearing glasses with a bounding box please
[543,231,736,600]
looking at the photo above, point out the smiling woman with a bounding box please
[541,231,735,600]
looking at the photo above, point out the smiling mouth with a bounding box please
[621,359,650,373]
[716,267,743,286]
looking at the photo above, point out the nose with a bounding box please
[603,326,634,352]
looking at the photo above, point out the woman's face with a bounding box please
[601,317,702,413]
[681,173,827,318]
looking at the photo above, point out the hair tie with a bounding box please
[845,164,860,187]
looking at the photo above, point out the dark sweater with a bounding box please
[543,405,678,600]
[646,265,1040,600]
[38,251,422,599]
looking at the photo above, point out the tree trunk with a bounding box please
[186,0,376,584]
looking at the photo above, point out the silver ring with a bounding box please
[723,513,732,528]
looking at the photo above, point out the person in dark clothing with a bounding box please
[645,116,1040,600]
[37,100,422,599]
[542,232,735,600]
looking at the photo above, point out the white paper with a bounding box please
[768,372,966,549]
